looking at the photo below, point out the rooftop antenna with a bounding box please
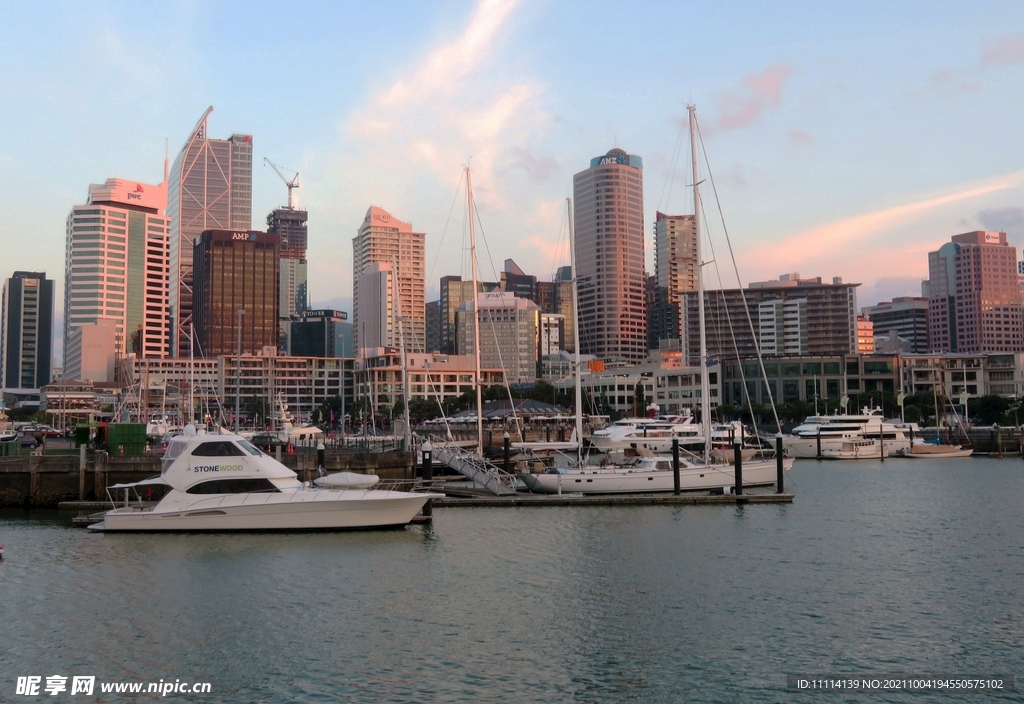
[263,157,300,209]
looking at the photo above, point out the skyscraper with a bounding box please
[167,107,252,357]
[573,148,647,363]
[267,207,308,348]
[64,177,170,357]
[192,230,279,356]
[1,271,54,389]
[352,206,425,352]
[650,212,697,348]
[927,231,1022,352]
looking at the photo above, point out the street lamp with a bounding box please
[235,309,245,433]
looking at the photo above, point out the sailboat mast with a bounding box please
[567,197,583,464]
[466,166,484,455]
[392,254,412,452]
[689,105,712,465]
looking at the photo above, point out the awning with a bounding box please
[108,476,168,489]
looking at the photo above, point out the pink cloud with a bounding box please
[786,128,813,148]
[714,64,791,131]
[982,31,1024,65]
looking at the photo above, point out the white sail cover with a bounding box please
[313,472,380,489]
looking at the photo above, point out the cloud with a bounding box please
[499,146,559,182]
[713,64,791,131]
[982,31,1024,65]
[931,68,980,94]
[786,128,813,148]
[343,0,543,208]
[977,206,1024,236]
[741,168,1024,284]
[858,276,926,309]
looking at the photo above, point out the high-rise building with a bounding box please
[683,274,858,363]
[167,107,252,357]
[857,315,874,354]
[268,208,308,320]
[655,212,697,300]
[864,297,929,353]
[500,259,538,300]
[192,230,279,356]
[438,275,498,355]
[356,262,396,352]
[425,300,442,353]
[927,231,1022,353]
[573,148,647,363]
[456,292,540,384]
[1,271,54,389]
[64,177,170,357]
[352,206,425,352]
[289,309,352,358]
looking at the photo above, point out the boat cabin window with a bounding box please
[186,478,280,494]
[162,439,189,475]
[236,439,264,457]
[191,441,246,457]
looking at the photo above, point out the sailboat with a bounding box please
[904,380,973,458]
[520,105,793,494]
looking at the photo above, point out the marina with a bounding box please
[1,457,1020,702]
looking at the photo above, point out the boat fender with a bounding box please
[708,487,724,495]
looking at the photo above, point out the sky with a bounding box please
[3,0,1024,361]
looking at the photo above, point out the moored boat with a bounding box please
[89,428,440,531]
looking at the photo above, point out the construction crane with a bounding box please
[263,157,300,209]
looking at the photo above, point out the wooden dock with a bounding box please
[431,492,793,507]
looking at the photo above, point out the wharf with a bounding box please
[431,491,793,507]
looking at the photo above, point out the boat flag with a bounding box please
[840,395,849,410]
[897,393,905,407]
[330,409,335,422]
[958,392,969,407]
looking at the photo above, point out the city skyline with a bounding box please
[3,1,1024,360]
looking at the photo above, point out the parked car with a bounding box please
[18,435,38,448]
[35,426,62,438]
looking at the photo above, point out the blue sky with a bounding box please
[3,0,1024,342]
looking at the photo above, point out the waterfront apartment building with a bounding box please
[456,292,541,384]
[682,274,858,365]
[64,178,171,357]
[864,297,929,353]
[926,231,1022,353]
[356,262,396,352]
[901,352,1024,399]
[655,211,697,301]
[1,271,54,390]
[167,107,252,357]
[573,148,647,363]
[552,352,719,417]
[720,355,899,410]
[355,348,504,414]
[63,322,116,383]
[352,206,425,352]
[192,230,279,356]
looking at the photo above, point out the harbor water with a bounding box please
[1,458,1021,702]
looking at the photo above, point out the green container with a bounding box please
[106,423,147,456]
[74,424,93,448]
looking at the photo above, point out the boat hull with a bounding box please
[905,446,973,458]
[519,458,792,494]
[786,437,908,458]
[89,490,440,531]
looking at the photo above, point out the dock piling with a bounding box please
[733,438,743,496]
[421,441,433,518]
[503,432,510,474]
[775,433,784,494]
[816,427,822,460]
[672,438,680,495]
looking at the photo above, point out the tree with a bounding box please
[633,382,646,417]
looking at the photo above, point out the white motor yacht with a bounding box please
[784,407,919,459]
[88,429,441,531]
[587,415,704,453]
[520,452,793,494]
